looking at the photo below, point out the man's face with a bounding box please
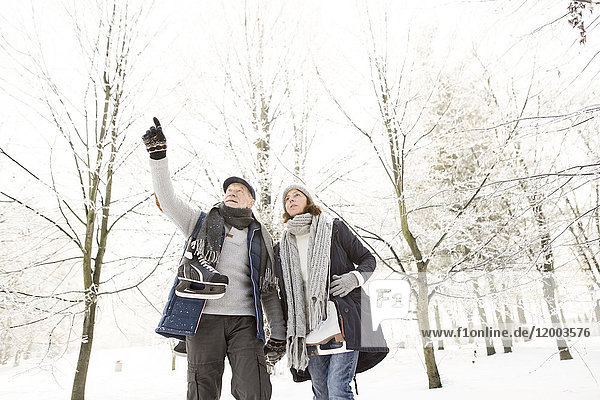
[224,183,255,209]
[285,189,308,217]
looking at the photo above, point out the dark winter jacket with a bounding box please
[155,212,269,342]
[274,218,389,382]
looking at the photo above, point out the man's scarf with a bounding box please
[193,202,276,291]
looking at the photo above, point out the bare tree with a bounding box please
[315,8,451,388]
[0,2,160,398]
[193,2,290,232]
[187,1,315,235]
[473,279,496,356]
[563,125,600,321]
[530,198,573,359]
[314,1,579,385]
[510,132,574,359]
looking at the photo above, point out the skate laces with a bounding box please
[190,239,220,274]
[198,257,219,274]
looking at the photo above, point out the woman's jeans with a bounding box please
[307,350,359,400]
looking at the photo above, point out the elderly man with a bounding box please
[142,118,286,400]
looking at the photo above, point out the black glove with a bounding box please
[263,338,286,370]
[142,117,167,159]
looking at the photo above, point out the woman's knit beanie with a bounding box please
[282,183,314,210]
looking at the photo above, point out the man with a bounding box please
[142,118,286,400]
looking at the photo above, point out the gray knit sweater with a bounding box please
[150,157,285,339]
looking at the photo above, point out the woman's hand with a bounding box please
[330,273,359,297]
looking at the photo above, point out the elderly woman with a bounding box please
[273,183,388,400]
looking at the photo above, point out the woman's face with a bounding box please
[285,189,308,218]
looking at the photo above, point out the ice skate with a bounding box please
[306,302,346,356]
[306,301,344,345]
[175,241,228,299]
[173,341,187,357]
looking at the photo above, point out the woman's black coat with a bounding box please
[274,218,389,382]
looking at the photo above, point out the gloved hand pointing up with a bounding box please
[142,117,167,159]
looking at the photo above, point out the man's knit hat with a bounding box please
[223,176,256,199]
[282,183,314,210]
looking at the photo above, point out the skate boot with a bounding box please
[173,341,187,357]
[175,241,228,299]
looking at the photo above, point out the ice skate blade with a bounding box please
[306,332,344,346]
[175,289,227,300]
[177,277,227,286]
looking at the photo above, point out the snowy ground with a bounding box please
[1,338,598,399]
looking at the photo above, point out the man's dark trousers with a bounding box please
[186,314,272,400]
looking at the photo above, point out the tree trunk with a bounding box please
[516,298,527,325]
[504,304,514,351]
[494,307,511,353]
[541,273,572,360]
[251,47,274,233]
[71,298,97,400]
[13,350,21,367]
[72,211,98,400]
[534,203,573,360]
[394,169,441,388]
[416,273,442,389]
[0,324,11,365]
[434,303,444,350]
[473,281,495,356]
[517,297,530,342]
[467,312,475,344]
[452,315,462,346]
[255,128,272,230]
[488,278,512,353]
[24,340,33,360]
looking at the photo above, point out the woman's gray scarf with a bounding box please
[279,213,333,370]
[194,202,277,292]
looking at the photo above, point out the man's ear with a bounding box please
[247,199,256,209]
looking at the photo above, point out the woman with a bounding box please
[274,183,388,400]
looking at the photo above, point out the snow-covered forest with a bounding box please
[1,1,599,399]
